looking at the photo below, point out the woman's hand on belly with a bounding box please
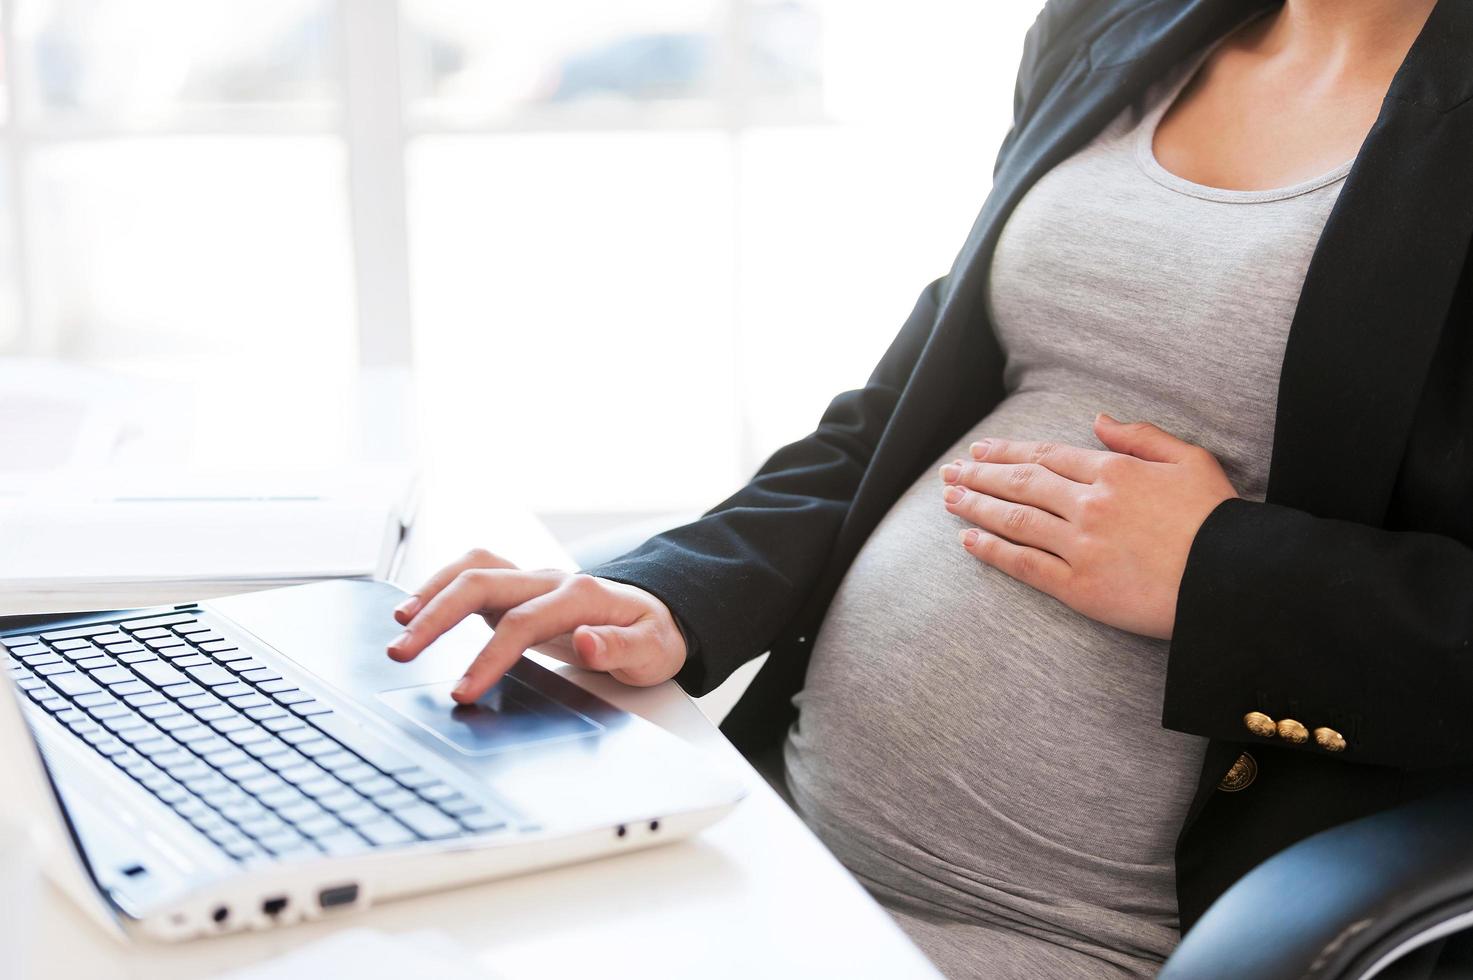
[383,548,688,703]
[939,413,1237,640]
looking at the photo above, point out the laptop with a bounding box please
[0,578,744,941]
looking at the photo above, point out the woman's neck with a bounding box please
[1262,0,1438,77]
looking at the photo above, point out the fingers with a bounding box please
[959,526,1070,595]
[1092,413,1195,464]
[943,484,1073,557]
[394,547,516,625]
[388,567,564,663]
[452,582,642,702]
[970,437,1107,483]
[940,458,1082,518]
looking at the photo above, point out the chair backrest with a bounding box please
[1160,789,1473,979]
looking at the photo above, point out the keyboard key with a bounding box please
[393,805,461,840]
[227,727,272,747]
[459,811,508,833]
[313,829,369,856]
[184,664,235,687]
[290,701,332,717]
[274,690,314,706]
[121,614,198,631]
[93,632,132,647]
[18,651,62,667]
[160,682,205,699]
[132,628,172,640]
[258,679,298,695]
[75,691,118,709]
[273,723,316,740]
[124,690,166,707]
[50,672,101,697]
[36,662,76,677]
[73,655,114,671]
[213,648,254,663]
[140,702,183,720]
[198,640,238,655]
[417,783,459,802]
[223,657,264,674]
[144,636,187,651]
[90,703,131,720]
[210,716,254,735]
[175,622,212,636]
[370,789,418,810]
[109,680,149,698]
[356,819,416,847]
[179,693,222,711]
[91,666,135,685]
[239,668,281,683]
[171,654,211,669]
[228,693,271,710]
[41,625,114,642]
[244,738,292,761]
[117,651,158,666]
[297,813,346,838]
[213,682,252,698]
[195,704,236,722]
[102,714,148,734]
[51,638,94,652]
[245,704,288,721]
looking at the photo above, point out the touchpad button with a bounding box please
[377,677,603,756]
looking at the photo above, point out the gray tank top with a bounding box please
[782,49,1351,979]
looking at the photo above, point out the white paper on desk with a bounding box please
[0,467,414,594]
[211,928,501,980]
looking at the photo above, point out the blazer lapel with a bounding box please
[830,0,1273,564]
[1267,0,1473,523]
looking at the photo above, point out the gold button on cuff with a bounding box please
[1314,727,1347,752]
[1276,718,1309,744]
[1243,711,1276,738]
[1218,752,1258,792]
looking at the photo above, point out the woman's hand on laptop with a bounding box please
[386,549,688,704]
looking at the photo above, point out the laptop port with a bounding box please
[318,884,359,910]
[615,824,627,838]
[212,905,230,925]
[261,896,289,917]
[649,819,660,832]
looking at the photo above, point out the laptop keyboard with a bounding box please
[2,610,509,864]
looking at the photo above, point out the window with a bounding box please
[4,0,1040,513]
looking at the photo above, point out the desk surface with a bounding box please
[20,475,939,979]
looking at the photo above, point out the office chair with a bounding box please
[1161,788,1473,978]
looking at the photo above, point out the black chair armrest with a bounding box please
[1161,788,1473,979]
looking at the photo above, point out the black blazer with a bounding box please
[590,0,1473,931]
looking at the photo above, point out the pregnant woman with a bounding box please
[386,0,1473,974]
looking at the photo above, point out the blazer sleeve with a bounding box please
[586,276,945,696]
[1164,497,1473,769]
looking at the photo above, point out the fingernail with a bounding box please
[970,439,991,458]
[388,632,410,652]
[452,676,473,699]
[587,632,605,658]
[1098,413,1118,424]
[961,528,980,547]
[394,596,420,617]
[944,485,965,504]
[939,462,961,483]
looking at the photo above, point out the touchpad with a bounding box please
[377,677,603,756]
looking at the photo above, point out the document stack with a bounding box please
[0,468,417,616]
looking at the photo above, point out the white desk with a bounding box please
[20,475,940,979]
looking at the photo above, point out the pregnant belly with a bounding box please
[782,402,1207,961]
